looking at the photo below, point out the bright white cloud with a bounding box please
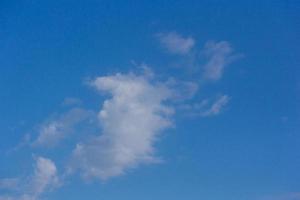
[158,32,195,55]
[33,108,96,147]
[0,157,59,200]
[69,73,174,180]
[203,41,237,81]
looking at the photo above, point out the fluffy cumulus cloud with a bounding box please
[203,41,237,81]
[158,32,195,55]
[69,73,174,180]
[0,157,59,200]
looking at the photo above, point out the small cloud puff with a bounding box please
[0,157,59,200]
[203,41,239,81]
[157,32,195,55]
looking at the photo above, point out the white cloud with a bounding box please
[69,73,174,180]
[2,29,241,198]
[0,157,59,200]
[157,32,240,81]
[16,157,60,200]
[33,108,96,147]
[158,32,195,55]
[203,41,237,81]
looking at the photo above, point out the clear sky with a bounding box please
[0,1,299,200]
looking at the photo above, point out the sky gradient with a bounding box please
[0,1,299,200]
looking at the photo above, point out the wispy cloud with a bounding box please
[32,108,96,147]
[157,32,195,55]
[157,32,241,82]
[200,95,230,116]
[69,73,174,180]
[0,157,59,200]
[179,95,230,117]
[203,41,239,81]
[166,78,199,101]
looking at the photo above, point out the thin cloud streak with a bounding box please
[200,95,230,117]
[179,95,230,117]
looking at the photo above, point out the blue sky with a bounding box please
[0,1,299,200]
